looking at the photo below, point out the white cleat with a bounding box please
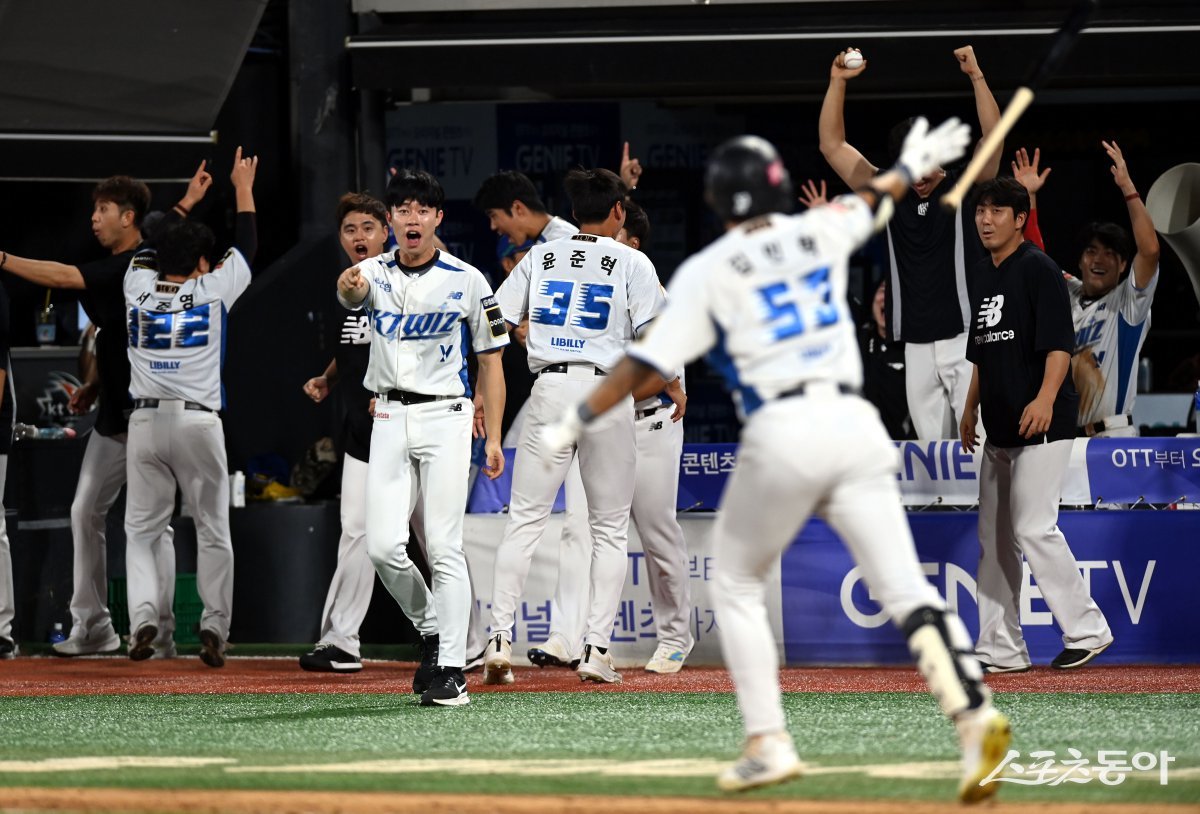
[717,731,804,792]
[576,644,622,684]
[644,641,693,674]
[51,629,122,657]
[956,706,1012,803]
[482,633,515,685]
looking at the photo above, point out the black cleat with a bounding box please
[199,629,227,668]
[413,633,439,694]
[128,625,158,661]
[420,666,470,707]
[299,643,363,673]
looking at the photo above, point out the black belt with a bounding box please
[133,398,214,413]
[636,405,664,420]
[777,382,859,400]
[538,363,607,377]
[1077,415,1132,437]
[376,389,455,406]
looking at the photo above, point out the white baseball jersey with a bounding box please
[629,196,872,416]
[538,216,578,243]
[125,247,252,411]
[341,250,509,396]
[496,234,666,373]
[1066,267,1159,424]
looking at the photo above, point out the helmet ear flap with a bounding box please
[705,135,793,222]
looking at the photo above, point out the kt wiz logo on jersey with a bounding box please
[370,310,460,341]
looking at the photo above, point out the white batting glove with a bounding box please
[538,404,584,467]
[897,116,971,181]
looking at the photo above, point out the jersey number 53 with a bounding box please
[755,267,837,343]
[532,280,614,330]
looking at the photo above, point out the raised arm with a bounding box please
[818,49,878,189]
[1012,147,1050,250]
[1104,140,1160,289]
[956,46,1003,181]
[230,146,260,265]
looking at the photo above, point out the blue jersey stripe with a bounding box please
[1115,313,1144,415]
[705,320,762,419]
[459,320,472,397]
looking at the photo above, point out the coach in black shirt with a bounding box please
[960,177,1112,674]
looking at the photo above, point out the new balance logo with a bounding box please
[341,315,371,345]
[976,295,1005,329]
[917,202,930,216]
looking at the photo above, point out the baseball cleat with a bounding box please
[717,732,804,792]
[198,629,227,668]
[420,666,471,707]
[300,642,363,673]
[462,644,487,673]
[978,661,1031,674]
[151,639,178,660]
[413,634,440,693]
[52,628,122,657]
[644,641,693,674]
[576,644,622,684]
[1050,639,1113,669]
[127,624,158,661]
[0,637,17,659]
[527,633,577,669]
[956,706,1012,803]
[483,633,515,685]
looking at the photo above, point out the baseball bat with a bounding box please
[940,0,1098,211]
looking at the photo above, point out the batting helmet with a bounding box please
[704,136,794,222]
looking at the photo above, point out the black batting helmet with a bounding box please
[704,135,794,222]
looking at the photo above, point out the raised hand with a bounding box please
[1102,140,1135,193]
[798,178,828,209]
[954,45,983,80]
[180,160,213,211]
[230,146,259,190]
[620,141,643,191]
[830,48,867,80]
[1012,147,1052,196]
[899,117,971,180]
[337,264,369,302]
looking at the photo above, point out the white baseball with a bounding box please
[843,49,864,70]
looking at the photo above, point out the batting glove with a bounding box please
[897,116,972,182]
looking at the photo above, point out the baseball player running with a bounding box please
[538,125,1011,802]
[337,169,507,707]
[483,168,666,686]
[123,149,259,667]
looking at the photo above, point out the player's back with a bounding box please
[690,200,872,401]
[499,233,664,373]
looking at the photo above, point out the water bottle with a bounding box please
[230,470,246,508]
[48,623,66,645]
[12,422,77,441]
[36,302,57,345]
[1137,357,1153,393]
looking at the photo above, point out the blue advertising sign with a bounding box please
[1084,438,1200,504]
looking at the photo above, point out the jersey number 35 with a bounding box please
[532,280,614,331]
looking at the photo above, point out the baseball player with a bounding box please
[0,277,14,658]
[473,170,578,249]
[123,150,259,667]
[529,200,693,674]
[0,174,214,657]
[961,177,1113,672]
[819,45,1002,439]
[337,169,507,708]
[483,168,666,687]
[539,126,1011,801]
[1065,142,1161,437]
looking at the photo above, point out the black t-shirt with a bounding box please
[330,299,374,462]
[966,242,1078,448]
[859,325,913,440]
[79,248,140,437]
[0,278,13,455]
[883,164,986,344]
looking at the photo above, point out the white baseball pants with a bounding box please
[712,392,945,736]
[905,333,974,439]
[367,397,471,667]
[491,368,635,650]
[0,455,12,643]
[317,452,374,657]
[975,439,1112,667]
[125,403,232,641]
[70,431,175,642]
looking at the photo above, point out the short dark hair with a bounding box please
[335,192,388,229]
[975,177,1030,219]
[564,168,627,224]
[156,219,215,277]
[1078,222,1133,263]
[621,198,650,247]
[886,118,920,165]
[385,169,444,211]
[472,171,547,215]
[92,175,151,226]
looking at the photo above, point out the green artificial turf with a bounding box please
[0,692,1195,804]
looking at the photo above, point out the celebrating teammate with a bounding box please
[819,45,1002,439]
[1066,141,1161,436]
[960,177,1114,672]
[0,171,217,658]
[483,168,667,686]
[336,169,507,707]
[538,123,1013,802]
[122,149,259,667]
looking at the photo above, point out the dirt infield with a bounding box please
[0,657,1195,696]
[2,788,1195,814]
